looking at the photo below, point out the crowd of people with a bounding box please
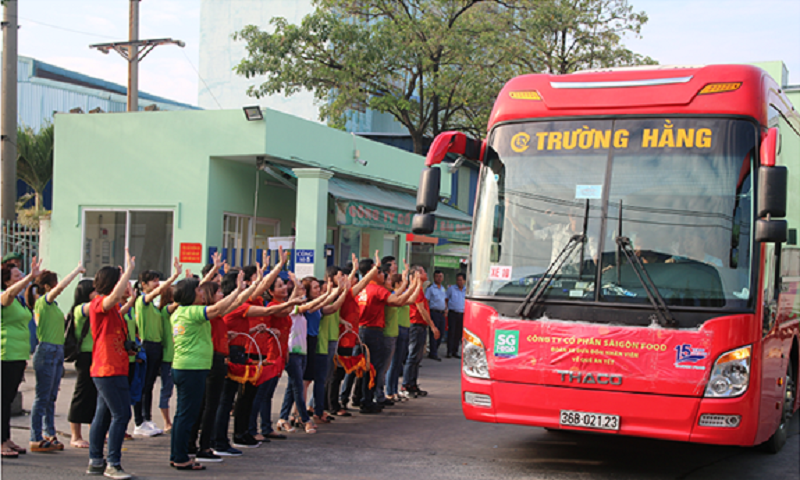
[0,247,466,479]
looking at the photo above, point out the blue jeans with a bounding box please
[249,375,280,436]
[403,324,427,387]
[171,369,208,463]
[159,361,174,409]
[90,376,131,467]
[30,342,64,441]
[386,326,409,396]
[280,354,309,423]
[376,335,397,402]
[357,327,386,408]
[429,310,446,358]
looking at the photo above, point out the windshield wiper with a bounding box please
[516,234,585,318]
[615,236,677,328]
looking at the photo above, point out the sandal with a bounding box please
[265,432,287,440]
[29,440,59,453]
[46,437,65,451]
[275,419,296,433]
[304,422,317,434]
[70,439,90,449]
[313,415,332,424]
[171,461,206,470]
[334,410,352,417]
[2,446,19,458]
[8,442,26,454]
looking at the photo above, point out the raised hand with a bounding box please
[351,252,358,267]
[374,250,380,266]
[30,256,42,277]
[125,248,136,272]
[76,261,86,275]
[173,257,183,276]
[236,269,245,290]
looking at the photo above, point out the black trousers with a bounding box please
[329,346,353,412]
[2,360,26,442]
[134,341,162,425]
[447,311,464,356]
[232,355,259,439]
[190,353,227,451]
[68,352,98,424]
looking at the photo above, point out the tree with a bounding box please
[16,122,54,214]
[507,0,657,74]
[235,0,655,153]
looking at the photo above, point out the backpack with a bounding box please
[64,309,91,363]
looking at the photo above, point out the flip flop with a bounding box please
[265,432,287,440]
[9,443,26,454]
[70,439,90,449]
[171,462,206,470]
[2,449,19,458]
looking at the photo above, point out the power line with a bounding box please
[181,49,222,110]
[15,15,117,40]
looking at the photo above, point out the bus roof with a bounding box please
[488,64,800,133]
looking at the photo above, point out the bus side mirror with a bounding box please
[755,219,787,243]
[412,213,436,234]
[757,166,787,218]
[416,167,441,213]
[413,167,441,235]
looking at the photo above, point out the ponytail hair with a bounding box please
[65,279,95,328]
[25,270,57,306]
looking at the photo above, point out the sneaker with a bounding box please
[212,446,243,457]
[195,450,223,463]
[86,461,106,476]
[143,421,163,435]
[132,423,159,437]
[232,435,261,449]
[103,464,131,480]
[411,385,428,397]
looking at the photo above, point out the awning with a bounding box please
[328,177,472,242]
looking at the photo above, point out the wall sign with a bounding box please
[179,243,203,263]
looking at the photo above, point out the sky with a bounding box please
[2,0,799,108]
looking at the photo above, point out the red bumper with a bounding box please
[462,376,758,446]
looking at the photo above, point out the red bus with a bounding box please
[413,65,799,452]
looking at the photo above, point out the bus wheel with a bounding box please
[762,362,795,454]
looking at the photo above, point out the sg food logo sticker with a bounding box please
[494,330,519,358]
[511,132,530,153]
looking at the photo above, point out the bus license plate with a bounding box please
[559,410,620,431]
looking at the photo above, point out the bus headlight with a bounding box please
[704,345,751,398]
[463,328,490,379]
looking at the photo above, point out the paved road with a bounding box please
[4,354,798,479]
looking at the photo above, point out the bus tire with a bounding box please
[761,362,795,454]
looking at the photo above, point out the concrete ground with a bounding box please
[3,348,798,479]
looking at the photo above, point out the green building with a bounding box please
[43,108,472,285]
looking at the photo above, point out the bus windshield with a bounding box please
[470,117,756,310]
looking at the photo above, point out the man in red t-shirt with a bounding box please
[403,266,439,397]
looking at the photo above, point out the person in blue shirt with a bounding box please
[445,274,466,359]
[424,271,447,361]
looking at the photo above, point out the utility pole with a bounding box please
[1,0,18,222]
[90,0,184,112]
[128,0,139,112]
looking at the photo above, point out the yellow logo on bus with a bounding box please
[511,132,531,152]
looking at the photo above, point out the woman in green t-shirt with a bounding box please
[25,263,84,452]
[2,258,41,458]
[66,279,97,449]
[169,272,248,470]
